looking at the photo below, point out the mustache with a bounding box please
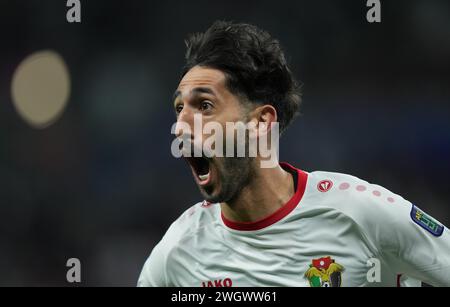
[178,136,214,158]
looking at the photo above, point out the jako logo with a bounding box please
[201,278,233,287]
[317,180,333,192]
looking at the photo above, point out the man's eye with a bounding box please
[175,104,183,114]
[200,101,213,111]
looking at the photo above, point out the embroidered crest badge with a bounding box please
[305,256,344,287]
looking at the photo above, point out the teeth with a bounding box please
[198,172,209,181]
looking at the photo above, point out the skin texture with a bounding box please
[174,66,295,223]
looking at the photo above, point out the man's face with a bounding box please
[173,66,255,203]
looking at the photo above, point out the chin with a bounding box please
[201,183,241,204]
[199,187,223,203]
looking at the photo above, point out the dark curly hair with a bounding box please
[182,20,302,134]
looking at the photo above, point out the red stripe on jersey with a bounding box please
[221,162,308,231]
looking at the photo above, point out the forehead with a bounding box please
[177,66,227,94]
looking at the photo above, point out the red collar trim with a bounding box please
[221,162,308,231]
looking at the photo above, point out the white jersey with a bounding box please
[138,163,450,287]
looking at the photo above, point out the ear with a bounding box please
[250,104,278,137]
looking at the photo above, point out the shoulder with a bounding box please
[154,201,219,254]
[138,200,219,286]
[302,170,413,236]
[304,170,411,211]
[299,170,418,256]
[166,200,219,244]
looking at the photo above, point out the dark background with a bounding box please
[0,0,449,286]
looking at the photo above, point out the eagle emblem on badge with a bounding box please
[305,256,344,287]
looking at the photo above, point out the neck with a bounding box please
[220,162,295,223]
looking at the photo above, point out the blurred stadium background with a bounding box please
[0,0,449,286]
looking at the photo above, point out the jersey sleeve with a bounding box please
[346,186,450,286]
[137,203,201,287]
[137,240,168,287]
[378,200,450,286]
[137,218,184,287]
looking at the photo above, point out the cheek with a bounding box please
[219,107,249,133]
[219,97,248,120]
[215,112,242,126]
[230,106,248,122]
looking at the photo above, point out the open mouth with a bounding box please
[185,156,211,186]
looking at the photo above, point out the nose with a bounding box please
[175,107,194,138]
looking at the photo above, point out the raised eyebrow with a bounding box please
[191,87,216,97]
[173,90,181,102]
[173,87,216,102]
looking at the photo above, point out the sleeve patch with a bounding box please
[410,205,444,237]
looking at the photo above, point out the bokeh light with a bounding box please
[11,50,71,129]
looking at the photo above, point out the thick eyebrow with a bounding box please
[172,87,217,102]
[173,90,181,101]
